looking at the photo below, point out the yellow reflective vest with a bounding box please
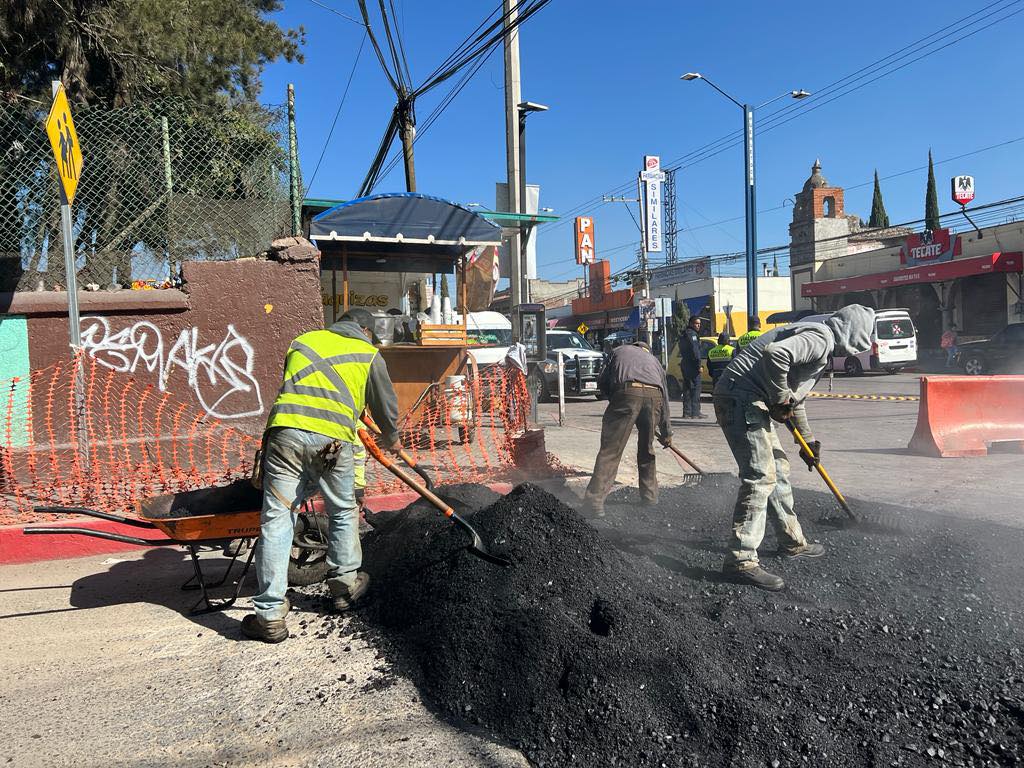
[266,329,378,445]
[737,329,763,348]
[707,343,735,363]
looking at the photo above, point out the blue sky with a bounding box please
[261,0,1024,282]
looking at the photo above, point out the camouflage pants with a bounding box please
[713,395,807,570]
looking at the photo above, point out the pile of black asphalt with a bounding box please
[338,480,1024,767]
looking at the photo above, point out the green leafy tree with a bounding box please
[925,150,941,231]
[868,170,890,228]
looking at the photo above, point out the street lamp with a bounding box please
[517,101,548,304]
[680,72,810,318]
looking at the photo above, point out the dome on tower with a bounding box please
[802,158,828,192]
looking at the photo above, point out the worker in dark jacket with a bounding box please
[581,341,672,517]
[244,308,402,643]
[679,315,703,418]
[713,305,875,591]
[706,332,735,386]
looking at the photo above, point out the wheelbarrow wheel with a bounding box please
[288,511,329,587]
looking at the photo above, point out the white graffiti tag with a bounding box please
[80,317,264,419]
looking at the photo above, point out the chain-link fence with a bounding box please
[0,99,299,292]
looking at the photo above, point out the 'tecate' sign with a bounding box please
[899,228,960,266]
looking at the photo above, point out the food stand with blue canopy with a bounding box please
[309,193,504,420]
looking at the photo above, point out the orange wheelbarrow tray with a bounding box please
[24,480,328,615]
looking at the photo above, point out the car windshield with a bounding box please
[468,328,513,346]
[877,318,914,340]
[548,332,594,350]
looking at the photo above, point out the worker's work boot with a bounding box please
[782,542,826,559]
[330,571,371,613]
[725,565,785,592]
[241,613,289,643]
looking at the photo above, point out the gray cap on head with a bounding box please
[633,340,651,351]
[340,306,375,331]
[825,304,875,356]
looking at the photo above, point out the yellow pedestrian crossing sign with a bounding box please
[45,83,83,205]
[577,322,589,335]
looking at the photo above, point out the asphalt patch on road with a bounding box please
[339,481,1024,767]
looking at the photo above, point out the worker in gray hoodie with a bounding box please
[712,304,875,591]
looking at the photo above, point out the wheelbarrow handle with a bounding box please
[33,506,157,529]
[360,413,432,490]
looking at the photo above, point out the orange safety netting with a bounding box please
[0,355,532,526]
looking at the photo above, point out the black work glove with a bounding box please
[799,440,821,471]
[769,400,795,423]
[658,434,672,448]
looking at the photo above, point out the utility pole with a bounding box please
[398,94,416,192]
[503,0,523,330]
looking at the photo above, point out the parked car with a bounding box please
[530,329,604,401]
[460,311,513,367]
[803,308,918,375]
[958,323,1024,374]
[666,336,736,396]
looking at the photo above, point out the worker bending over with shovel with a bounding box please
[244,307,402,643]
[581,340,672,518]
[712,304,874,591]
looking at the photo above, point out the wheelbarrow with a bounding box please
[23,480,329,614]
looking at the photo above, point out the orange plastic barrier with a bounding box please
[907,375,1024,458]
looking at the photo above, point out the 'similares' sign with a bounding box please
[640,155,664,253]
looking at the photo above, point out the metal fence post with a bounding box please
[161,116,174,276]
[287,83,301,236]
[556,351,565,426]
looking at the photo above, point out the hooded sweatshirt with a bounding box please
[713,304,875,441]
[328,320,402,446]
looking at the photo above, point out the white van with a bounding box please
[458,311,513,366]
[801,308,918,375]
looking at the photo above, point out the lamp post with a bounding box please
[680,73,809,318]
[517,101,548,304]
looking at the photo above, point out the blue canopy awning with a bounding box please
[310,193,502,272]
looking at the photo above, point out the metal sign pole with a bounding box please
[556,351,565,427]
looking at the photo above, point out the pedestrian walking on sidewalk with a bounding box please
[941,324,959,368]
[712,304,875,591]
[680,315,704,419]
[244,308,402,643]
[581,341,673,518]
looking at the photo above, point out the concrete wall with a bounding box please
[2,251,324,442]
[650,275,792,335]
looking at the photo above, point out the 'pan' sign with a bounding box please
[575,216,596,265]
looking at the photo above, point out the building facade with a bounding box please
[789,161,1024,346]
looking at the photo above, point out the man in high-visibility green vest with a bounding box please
[244,308,401,643]
[706,332,735,386]
[737,316,763,349]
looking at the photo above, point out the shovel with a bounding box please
[357,429,511,568]
[785,420,856,521]
[360,414,433,490]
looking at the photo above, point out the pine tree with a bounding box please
[868,170,890,228]
[925,150,941,231]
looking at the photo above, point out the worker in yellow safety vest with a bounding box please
[706,332,735,386]
[244,307,401,643]
[737,316,763,349]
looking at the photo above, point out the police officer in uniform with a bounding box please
[706,332,735,387]
[243,308,401,643]
[737,315,763,349]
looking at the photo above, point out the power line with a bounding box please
[306,0,366,26]
[540,0,1024,235]
[306,29,369,194]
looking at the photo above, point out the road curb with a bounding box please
[808,392,920,401]
[0,484,515,567]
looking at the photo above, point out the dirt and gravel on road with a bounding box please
[322,480,1024,768]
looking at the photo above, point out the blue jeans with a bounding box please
[253,427,360,620]
[713,395,807,570]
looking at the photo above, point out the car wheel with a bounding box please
[666,376,682,399]
[529,371,551,403]
[962,354,985,375]
[844,357,863,376]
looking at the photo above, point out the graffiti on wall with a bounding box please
[80,317,264,420]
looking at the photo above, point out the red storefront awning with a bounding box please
[802,252,1023,298]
